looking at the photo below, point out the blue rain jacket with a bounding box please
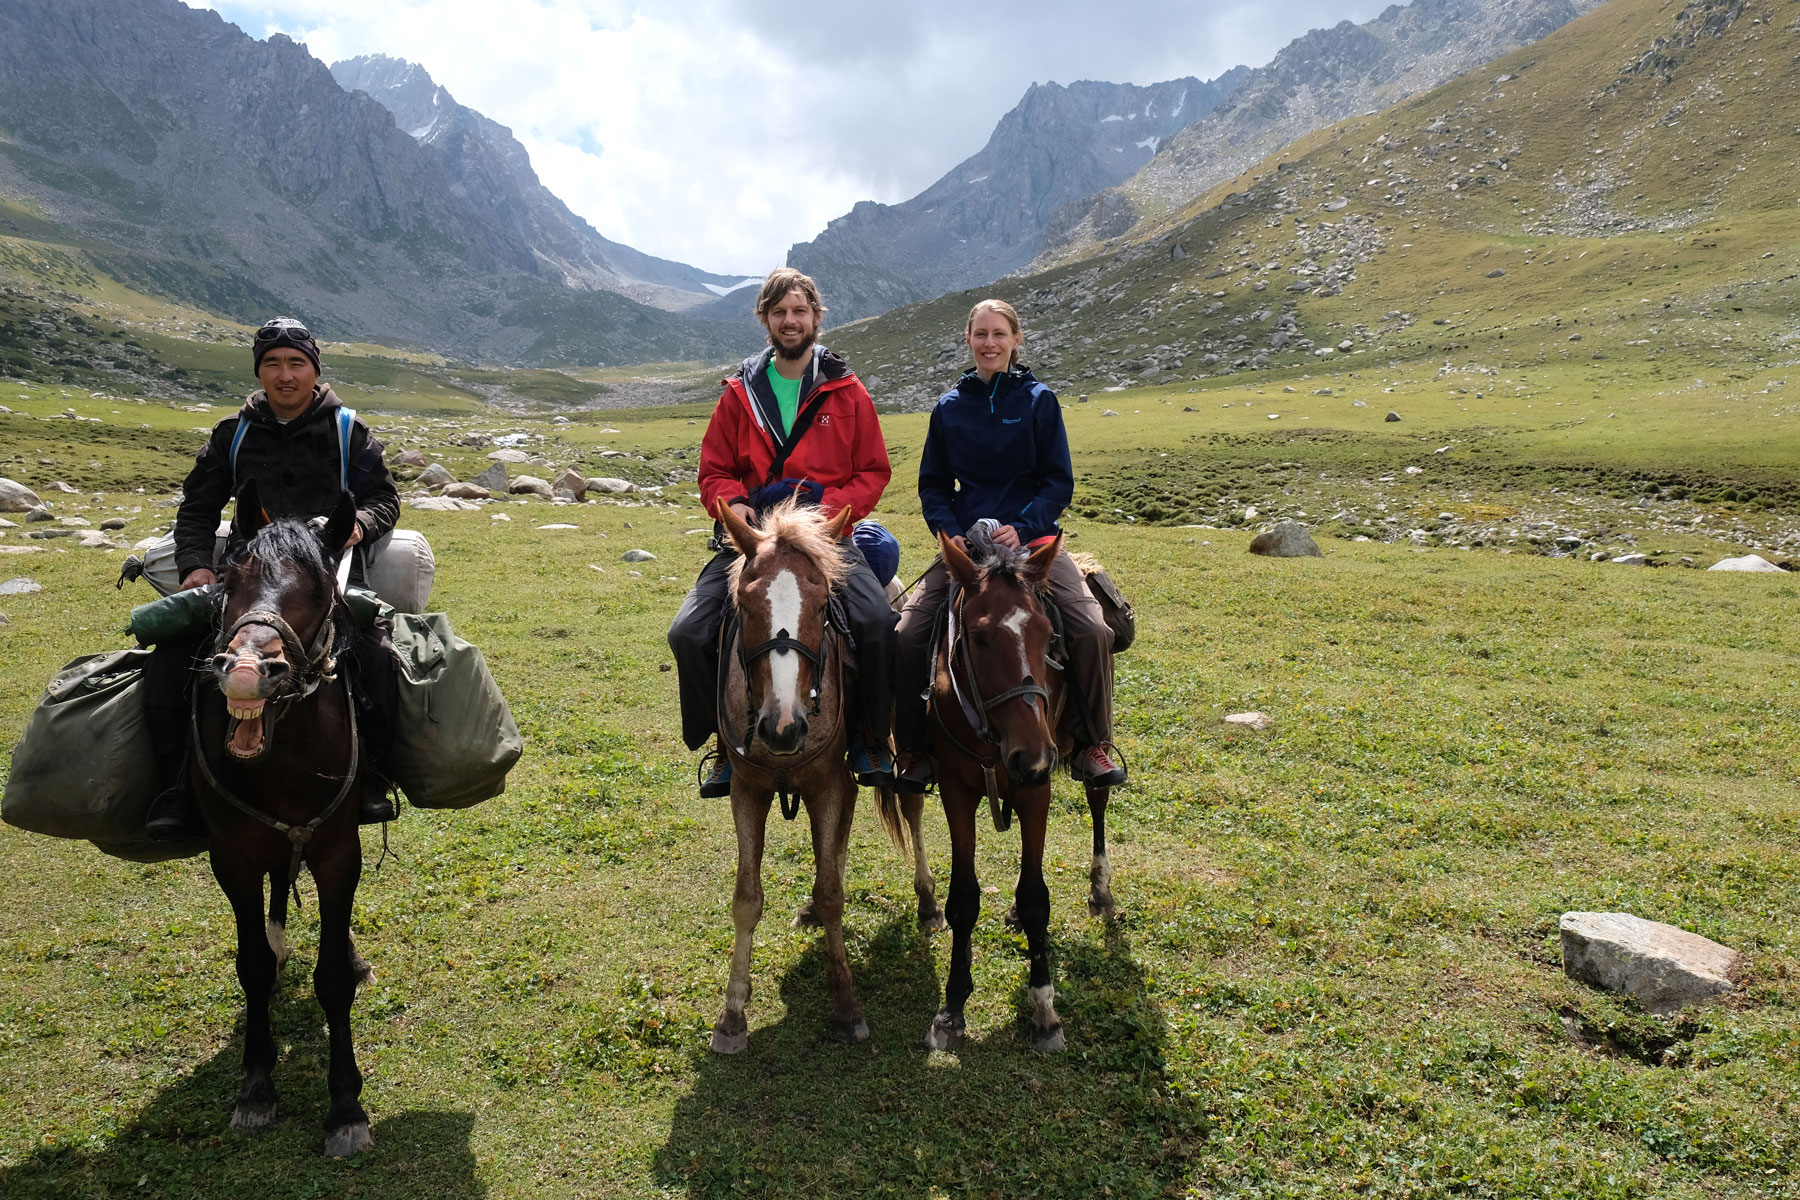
[917,366,1072,543]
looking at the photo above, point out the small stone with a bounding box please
[27,528,74,539]
[1101,409,1119,417]
[659,662,672,672]
[58,516,91,527]
[509,475,554,498]
[391,449,429,468]
[1248,521,1323,558]
[1560,912,1739,1015]
[1611,553,1648,566]
[1486,269,1506,278]
[1404,465,1424,475]
[45,481,80,494]
[100,517,128,530]
[1223,712,1272,729]
[536,523,579,531]
[25,506,54,523]
[587,477,636,494]
[408,496,483,512]
[1385,411,1402,422]
[417,463,457,488]
[443,483,491,500]
[0,576,43,594]
[622,549,657,562]
[1708,554,1782,572]
[487,449,532,463]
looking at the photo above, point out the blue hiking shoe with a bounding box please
[698,749,733,798]
[847,740,895,789]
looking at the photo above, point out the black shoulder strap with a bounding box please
[764,384,834,485]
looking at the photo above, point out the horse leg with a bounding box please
[926,790,980,1051]
[1086,782,1116,920]
[810,783,868,1043]
[1014,789,1065,1052]
[310,839,372,1158]
[213,855,279,1131]
[711,790,770,1054]
[904,791,945,932]
[266,869,291,980]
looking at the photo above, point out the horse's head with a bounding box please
[210,480,354,759]
[718,497,853,756]
[942,531,1062,786]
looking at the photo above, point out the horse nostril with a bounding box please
[263,660,290,679]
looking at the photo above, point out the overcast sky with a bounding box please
[193,1,1391,276]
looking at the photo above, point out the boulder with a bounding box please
[100,517,128,530]
[417,463,457,489]
[1611,553,1649,566]
[1708,554,1782,573]
[509,475,554,499]
[408,496,483,512]
[1248,521,1323,558]
[1385,411,1402,422]
[0,577,43,595]
[621,549,657,562]
[471,463,509,492]
[391,449,429,468]
[552,468,588,501]
[443,483,491,500]
[1559,912,1739,1014]
[58,516,91,527]
[487,449,532,464]
[0,478,42,512]
[587,477,637,494]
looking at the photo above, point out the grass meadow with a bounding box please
[0,367,1796,1199]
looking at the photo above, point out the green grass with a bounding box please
[1,375,1797,1198]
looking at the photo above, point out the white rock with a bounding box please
[0,478,42,512]
[1708,554,1782,572]
[486,449,532,463]
[536,523,579,530]
[621,549,657,562]
[509,475,554,498]
[443,483,491,500]
[587,477,637,494]
[417,463,457,488]
[1559,912,1739,1014]
[1611,553,1648,566]
[1101,409,1119,417]
[1404,465,1424,475]
[490,513,511,521]
[1223,712,1272,729]
[408,496,483,512]
[0,577,43,594]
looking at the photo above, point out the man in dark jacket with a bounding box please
[144,317,402,840]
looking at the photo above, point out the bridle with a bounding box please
[716,598,840,821]
[931,578,1060,831]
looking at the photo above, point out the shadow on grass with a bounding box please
[656,914,1201,1199]
[0,970,482,1199]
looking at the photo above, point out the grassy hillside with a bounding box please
[0,377,1796,1198]
[833,0,1797,406]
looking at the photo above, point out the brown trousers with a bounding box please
[893,549,1113,754]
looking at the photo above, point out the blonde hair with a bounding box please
[755,268,827,321]
[965,298,1022,367]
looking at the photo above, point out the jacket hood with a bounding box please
[953,364,1038,397]
[732,345,852,389]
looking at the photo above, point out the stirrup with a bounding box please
[697,747,733,798]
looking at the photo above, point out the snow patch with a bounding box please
[1173,89,1187,118]
[703,278,761,298]
[1101,114,1125,123]
[1136,136,1160,153]
[966,174,989,184]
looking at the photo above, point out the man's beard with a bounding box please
[770,329,817,364]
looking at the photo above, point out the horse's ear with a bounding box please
[941,530,980,588]
[715,498,762,556]
[1024,533,1062,586]
[321,489,358,552]
[824,505,854,541]
[232,480,269,540]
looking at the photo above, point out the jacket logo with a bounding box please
[816,414,831,425]
[1002,417,1022,425]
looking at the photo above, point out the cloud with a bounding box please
[191,1,1391,274]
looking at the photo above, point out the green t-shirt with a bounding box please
[765,362,802,436]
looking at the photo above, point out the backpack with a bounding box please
[1069,552,1137,655]
[386,613,523,808]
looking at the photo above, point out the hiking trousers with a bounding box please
[668,542,897,752]
[893,549,1113,755]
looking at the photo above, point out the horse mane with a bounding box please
[223,518,353,647]
[728,497,853,596]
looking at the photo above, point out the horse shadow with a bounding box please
[0,968,483,1199]
[656,914,1202,1198]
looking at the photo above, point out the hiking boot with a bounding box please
[848,740,895,789]
[1070,744,1127,787]
[359,775,398,825]
[894,751,935,795]
[145,776,205,842]
[698,751,733,799]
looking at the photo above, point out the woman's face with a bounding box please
[966,311,1022,377]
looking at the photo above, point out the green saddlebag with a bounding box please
[388,613,522,809]
[2,649,206,862]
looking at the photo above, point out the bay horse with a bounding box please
[923,532,1116,1054]
[191,480,374,1156]
[708,498,940,1053]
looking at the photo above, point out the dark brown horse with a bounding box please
[708,498,940,1053]
[923,532,1114,1053]
[191,481,373,1156]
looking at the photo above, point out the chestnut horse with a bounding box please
[708,498,939,1053]
[923,532,1115,1054]
[191,481,374,1156]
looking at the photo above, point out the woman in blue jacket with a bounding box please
[893,299,1125,792]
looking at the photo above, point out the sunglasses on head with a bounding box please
[254,321,311,343]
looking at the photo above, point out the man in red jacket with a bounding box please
[670,268,896,797]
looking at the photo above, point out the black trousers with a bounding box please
[668,542,897,752]
[143,621,398,784]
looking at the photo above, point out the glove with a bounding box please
[751,478,824,510]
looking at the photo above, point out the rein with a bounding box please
[192,598,358,884]
[716,605,842,821]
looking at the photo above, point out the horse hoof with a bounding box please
[918,908,947,934]
[324,1121,373,1157]
[230,1102,277,1131]
[709,1028,749,1055]
[1087,894,1116,921]
[1002,904,1022,932]
[1035,1023,1067,1054]
[793,901,822,930]
[830,1017,871,1044]
[924,1012,965,1052]
[351,955,376,986]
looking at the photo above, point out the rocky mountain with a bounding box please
[0,0,749,365]
[1036,0,1609,267]
[833,0,1794,406]
[330,55,751,313]
[788,73,1249,325]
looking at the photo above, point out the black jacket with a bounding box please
[174,384,399,577]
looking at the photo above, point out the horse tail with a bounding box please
[874,785,909,854]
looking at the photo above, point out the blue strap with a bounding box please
[336,408,354,493]
[229,417,251,485]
